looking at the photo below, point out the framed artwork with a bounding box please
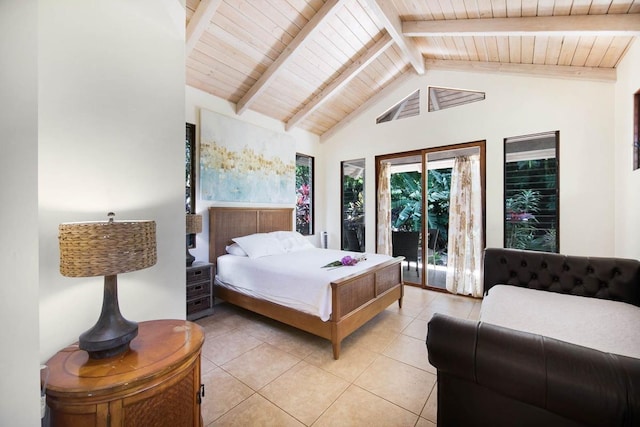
[199,109,295,203]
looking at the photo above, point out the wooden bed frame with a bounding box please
[208,206,404,359]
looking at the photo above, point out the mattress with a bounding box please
[481,285,640,358]
[215,248,393,321]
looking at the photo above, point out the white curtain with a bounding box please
[377,162,392,255]
[446,155,483,297]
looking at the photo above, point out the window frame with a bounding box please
[503,131,560,253]
[634,89,639,170]
[295,153,314,236]
[341,159,366,252]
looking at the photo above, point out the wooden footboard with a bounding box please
[214,256,404,359]
[208,206,404,359]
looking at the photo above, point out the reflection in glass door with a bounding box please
[389,156,422,286]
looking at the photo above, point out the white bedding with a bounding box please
[216,248,394,321]
[480,285,640,358]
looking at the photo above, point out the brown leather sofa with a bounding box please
[426,248,640,427]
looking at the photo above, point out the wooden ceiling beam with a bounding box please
[236,0,348,115]
[363,0,425,75]
[403,14,640,37]
[286,33,394,131]
[425,59,617,82]
[186,0,222,56]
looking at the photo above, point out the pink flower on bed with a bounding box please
[341,256,358,266]
[322,254,367,268]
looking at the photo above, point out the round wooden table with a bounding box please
[44,319,205,427]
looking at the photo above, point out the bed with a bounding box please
[208,206,404,359]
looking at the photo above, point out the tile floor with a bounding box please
[196,286,482,426]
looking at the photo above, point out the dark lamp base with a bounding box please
[187,247,195,267]
[80,275,139,359]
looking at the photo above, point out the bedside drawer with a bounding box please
[187,295,212,316]
[187,281,210,299]
[187,265,211,283]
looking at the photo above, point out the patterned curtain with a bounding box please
[377,162,392,255]
[445,155,483,297]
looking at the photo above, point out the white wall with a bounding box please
[0,1,41,425]
[322,70,616,257]
[38,0,186,366]
[185,86,322,262]
[614,39,640,259]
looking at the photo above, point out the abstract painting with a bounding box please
[199,109,295,204]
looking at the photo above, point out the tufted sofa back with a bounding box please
[484,248,640,307]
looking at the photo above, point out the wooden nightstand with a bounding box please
[186,262,214,321]
[44,319,205,427]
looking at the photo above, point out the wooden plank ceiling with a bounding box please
[185,0,640,138]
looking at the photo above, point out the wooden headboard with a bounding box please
[208,207,294,265]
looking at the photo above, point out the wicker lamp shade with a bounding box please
[186,214,202,235]
[59,219,157,277]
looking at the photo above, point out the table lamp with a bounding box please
[186,213,202,266]
[58,212,157,359]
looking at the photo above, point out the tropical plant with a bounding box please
[295,164,311,234]
[390,171,421,232]
[505,189,541,250]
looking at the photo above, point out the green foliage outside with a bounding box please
[505,158,558,253]
[390,168,451,248]
[343,175,364,227]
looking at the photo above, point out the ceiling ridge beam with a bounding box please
[236,0,348,116]
[286,33,394,131]
[425,59,617,82]
[362,0,425,75]
[403,14,640,37]
[186,0,223,57]
[320,69,414,142]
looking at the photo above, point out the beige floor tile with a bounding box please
[210,393,304,427]
[342,323,398,354]
[313,385,418,427]
[415,417,437,427]
[221,343,300,390]
[305,342,379,382]
[421,383,437,423]
[355,355,436,414]
[201,329,263,365]
[201,367,254,425]
[383,334,434,374]
[468,301,482,320]
[402,317,429,341]
[266,327,329,359]
[200,354,217,374]
[236,318,287,342]
[363,310,414,334]
[260,361,349,426]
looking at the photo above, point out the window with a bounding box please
[186,123,196,249]
[376,90,420,124]
[504,131,559,253]
[186,123,196,214]
[295,153,314,235]
[634,89,639,170]
[428,86,485,112]
[341,159,365,252]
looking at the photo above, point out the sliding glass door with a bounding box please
[376,142,485,293]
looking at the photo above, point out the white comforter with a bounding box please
[216,248,393,321]
[481,285,640,358]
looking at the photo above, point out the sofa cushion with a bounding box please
[481,285,640,358]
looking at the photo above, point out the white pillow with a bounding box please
[225,243,248,256]
[269,231,315,252]
[232,233,286,259]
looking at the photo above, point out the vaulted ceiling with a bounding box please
[185,0,640,139]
